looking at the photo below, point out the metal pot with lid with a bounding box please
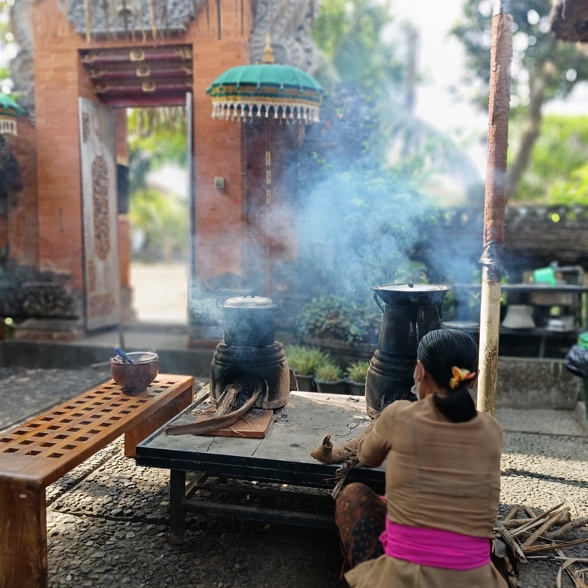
[220,295,278,347]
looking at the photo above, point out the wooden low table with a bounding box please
[0,373,194,588]
[136,391,385,543]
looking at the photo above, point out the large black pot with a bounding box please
[365,284,448,417]
[221,296,277,348]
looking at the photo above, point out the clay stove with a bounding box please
[365,284,448,418]
[210,296,290,410]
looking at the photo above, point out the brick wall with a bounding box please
[29,0,250,297]
[5,117,38,268]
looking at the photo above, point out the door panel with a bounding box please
[79,98,121,330]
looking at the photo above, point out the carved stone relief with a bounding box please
[62,0,206,38]
[250,0,321,72]
[91,155,111,261]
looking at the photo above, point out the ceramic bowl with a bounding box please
[110,351,159,394]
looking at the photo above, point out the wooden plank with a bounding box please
[195,408,273,439]
[124,384,193,457]
[0,375,194,485]
[143,392,372,464]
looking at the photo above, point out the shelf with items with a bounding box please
[446,283,588,358]
[451,284,588,331]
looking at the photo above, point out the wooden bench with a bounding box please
[0,373,194,588]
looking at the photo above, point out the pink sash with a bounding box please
[379,518,491,570]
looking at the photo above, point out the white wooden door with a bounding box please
[79,97,121,330]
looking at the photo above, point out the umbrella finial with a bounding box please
[262,33,275,65]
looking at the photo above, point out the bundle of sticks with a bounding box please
[165,376,265,436]
[493,503,588,588]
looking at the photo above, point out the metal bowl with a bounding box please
[110,352,159,394]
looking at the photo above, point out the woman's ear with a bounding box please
[467,371,479,389]
[414,360,425,384]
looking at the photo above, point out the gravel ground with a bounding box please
[1,366,588,587]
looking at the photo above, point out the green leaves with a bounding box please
[298,295,380,346]
[514,114,588,204]
[453,0,588,197]
[312,0,404,101]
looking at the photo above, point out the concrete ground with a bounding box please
[0,366,587,588]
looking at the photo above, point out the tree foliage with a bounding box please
[127,107,188,171]
[311,0,404,103]
[0,0,12,89]
[126,108,189,261]
[516,114,588,203]
[296,0,487,299]
[129,187,189,262]
[310,0,482,198]
[452,0,588,199]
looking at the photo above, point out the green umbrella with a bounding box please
[0,93,26,136]
[207,62,326,124]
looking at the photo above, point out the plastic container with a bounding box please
[533,266,557,285]
[578,332,588,350]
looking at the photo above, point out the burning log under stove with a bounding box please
[166,375,265,436]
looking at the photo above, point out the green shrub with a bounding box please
[298,295,380,346]
[346,360,370,384]
[315,361,344,382]
[286,345,331,376]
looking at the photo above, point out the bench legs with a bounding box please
[169,469,186,545]
[124,387,193,458]
[0,477,47,588]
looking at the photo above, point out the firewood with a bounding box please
[502,510,571,529]
[511,503,565,537]
[502,518,535,529]
[504,505,521,521]
[523,536,588,555]
[545,517,588,540]
[165,378,264,436]
[331,457,361,500]
[554,550,578,588]
[214,377,244,416]
[494,520,527,563]
[522,508,570,549]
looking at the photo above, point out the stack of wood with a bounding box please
[493,503,588,587]
[165,376,265,436]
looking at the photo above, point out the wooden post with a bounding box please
[477,0,513,415]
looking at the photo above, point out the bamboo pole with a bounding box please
[477,0,513,415]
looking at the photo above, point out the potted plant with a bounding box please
[285,345,329,392]
[297,295,380,347]
[345,360,370,396]
[315,361,348,395]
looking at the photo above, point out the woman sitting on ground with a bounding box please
[336,327,507,588]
